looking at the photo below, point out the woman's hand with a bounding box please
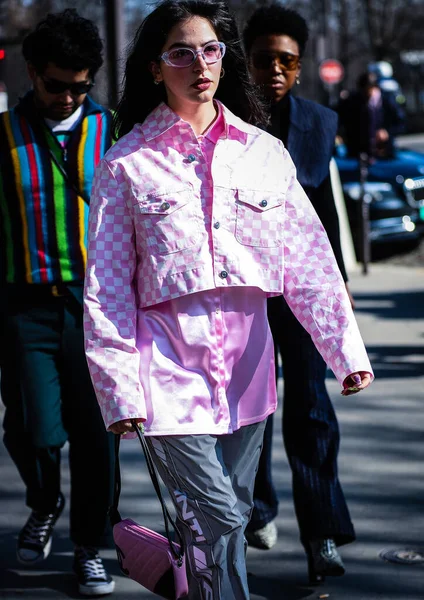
[109,419,143,435]
[341,371,372,396]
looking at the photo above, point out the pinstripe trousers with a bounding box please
[146,420,266,600]
[248,295,355,546]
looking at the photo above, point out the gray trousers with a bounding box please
[147,420,266,600]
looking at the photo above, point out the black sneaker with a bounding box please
[73,546,115,596]
[17,492,65,565]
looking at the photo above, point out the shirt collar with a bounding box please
[139,100,259,143]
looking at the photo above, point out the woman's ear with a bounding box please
[295,61,302,85]
[297,60,302,78]
[149,61,163,85]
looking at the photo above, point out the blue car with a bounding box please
[335,144,424,250]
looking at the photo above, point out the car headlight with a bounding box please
[402,215,416,232]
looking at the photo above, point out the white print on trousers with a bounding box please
[174,491,206,542]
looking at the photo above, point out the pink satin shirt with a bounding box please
[84,101,373,435]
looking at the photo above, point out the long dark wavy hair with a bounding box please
[113,0,267,139]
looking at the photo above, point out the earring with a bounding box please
[153,80,160,85]
[220,68,225,79]
[295,75,300,85]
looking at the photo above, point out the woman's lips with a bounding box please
[192,79,212,91]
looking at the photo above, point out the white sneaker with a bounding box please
[245,520,278,550]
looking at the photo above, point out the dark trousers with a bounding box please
[1,286,114,547]
[248,296,355,547]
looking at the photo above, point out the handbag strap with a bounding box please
[110,420,184,563]
[47,147,90,205]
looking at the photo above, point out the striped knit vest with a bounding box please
[0,92,113,284]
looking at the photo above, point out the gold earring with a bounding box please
[220,68,225,79]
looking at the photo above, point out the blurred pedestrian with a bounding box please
[0,9,115,596]
[243,3,357,584]
[337,71,405,159]
[83,1,373,598]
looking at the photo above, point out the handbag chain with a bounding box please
[110,420,185,564]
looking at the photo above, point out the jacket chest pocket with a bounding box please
[131,188,203,255]
[235,190,284,247]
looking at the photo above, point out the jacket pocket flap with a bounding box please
[132,188,194,215]
[237,190,284,212]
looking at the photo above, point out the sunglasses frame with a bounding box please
[40,75,95,96]
[159,41,226,68]
[251,51,300,72]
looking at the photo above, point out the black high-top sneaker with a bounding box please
[73,545,115,596]
[17,492,65,565]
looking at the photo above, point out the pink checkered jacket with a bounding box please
[86,101,343,304]
[84,101,373,428]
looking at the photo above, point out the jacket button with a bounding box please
[187,154,196,163]
[214,222,220,229]
[160,202,170,211]
[219,270,228,279]
[260,199,268,207]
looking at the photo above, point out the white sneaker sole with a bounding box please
[16,537,52,565]
[78,580,116,596]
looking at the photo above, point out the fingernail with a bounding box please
[352,374,361,385]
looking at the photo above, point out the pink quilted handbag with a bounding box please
[110,423,188,599]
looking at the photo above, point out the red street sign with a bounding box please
[319,59,344,85]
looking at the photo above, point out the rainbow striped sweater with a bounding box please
[0,92,113,284]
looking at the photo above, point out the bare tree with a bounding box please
[360,0,424,60]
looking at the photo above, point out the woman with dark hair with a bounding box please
[243,2,356,585]
[113,0,264,138]
[84,1,372,597]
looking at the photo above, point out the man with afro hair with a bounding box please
[243,2,354,585]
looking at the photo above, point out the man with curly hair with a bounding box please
[0,9,115,596]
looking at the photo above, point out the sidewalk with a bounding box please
[1,264,423,599]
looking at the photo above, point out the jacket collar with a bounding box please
[140,100,259,142]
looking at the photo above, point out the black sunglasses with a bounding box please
[251,51,300,71]
[40,76,94,95]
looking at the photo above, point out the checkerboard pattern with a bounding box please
[84,101,372,430]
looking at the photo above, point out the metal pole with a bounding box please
[105,0,125,109]
[358,152,371,275]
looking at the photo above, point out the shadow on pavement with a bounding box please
[353,290,424,321]
[247,572,314,599]
[0,532,125,599]
[365,344,424,378]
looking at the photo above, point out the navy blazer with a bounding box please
[274,95,347,281]
[287,95,338,188]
